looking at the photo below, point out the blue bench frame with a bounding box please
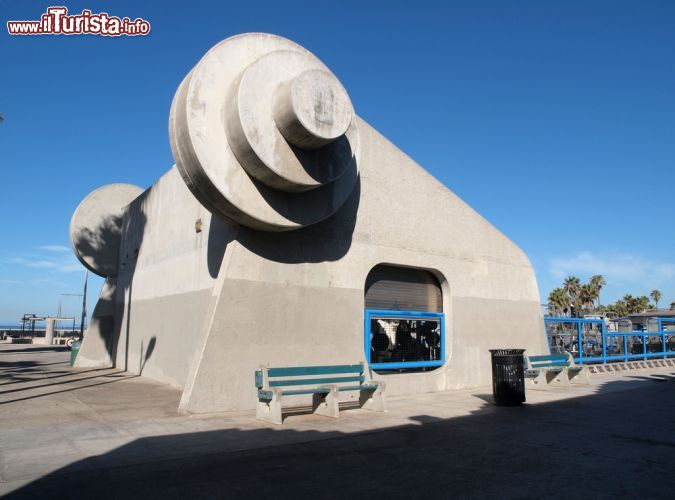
[524,352,590,386]
[255,362,386,424]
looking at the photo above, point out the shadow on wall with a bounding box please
[72,193,149,370]
[72,214,124,274]
[206,214,239,279]
[111,193,149,372]
[139,336,156,375]
[79,172,361,368]
[235,176,361,264]
[5,376,675,498]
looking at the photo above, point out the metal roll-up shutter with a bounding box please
[365,265,442,312]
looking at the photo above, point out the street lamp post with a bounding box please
[58,293,84,336]
[80,271,88,337]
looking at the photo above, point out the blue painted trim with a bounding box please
[269,375,365,387]
[544,317,604,324]
[529,354,567,361]
[601,319,607,360]
[365,309,445,370]
[369,360,445,370]
[658,318,675,331]
[545,317,675,365]
[577,321,583,365]
[267,365,363,377]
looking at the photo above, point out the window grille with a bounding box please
[365,310,445,371]
[364,265,445,372]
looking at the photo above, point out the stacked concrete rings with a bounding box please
[169,33,360,232]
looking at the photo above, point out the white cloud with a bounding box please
[6,254,81,274]
[38,245,71,253]
[0,277,67,286]
[549,251,675,291]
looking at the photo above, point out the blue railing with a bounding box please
[658,318,675,331]
[544,317,675,365]
[365,309,445,370]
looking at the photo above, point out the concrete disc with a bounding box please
[227,50,357,191]
[69,184,144,277]
[169,33,360,232]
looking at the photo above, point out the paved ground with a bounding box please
[1,344,674,499]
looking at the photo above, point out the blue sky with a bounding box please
[1,0,674,323]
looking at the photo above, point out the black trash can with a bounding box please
[489,349,526,406]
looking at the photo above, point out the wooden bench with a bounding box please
[524,352,590,387]
[255,362,386,424]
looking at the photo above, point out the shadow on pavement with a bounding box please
[0,368,130,398]
[0,367,109,387]
[5,375,675,499]
[0,347,69,354]
[0,350,137,406]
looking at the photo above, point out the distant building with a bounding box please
[611,309,675,331]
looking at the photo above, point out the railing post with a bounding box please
[624,335,628,362]
[577,320,583,365]
[601,321,607,364]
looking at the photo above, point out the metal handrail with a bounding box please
[544,317,675,364]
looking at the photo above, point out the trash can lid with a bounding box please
[489,349,526,355]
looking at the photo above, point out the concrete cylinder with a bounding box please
[274,69,353,150]
[45,318,55,346]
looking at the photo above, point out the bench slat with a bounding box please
[529,354,568,362]
[269,375,365,387]
[258,384,377,400]
[530,362,569,368]
[267,364,363,377]
[338,385,377,392]
[258,388,332,399]
[279,388,333,396]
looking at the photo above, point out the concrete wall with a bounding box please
[106,168,229,388]
[77,116,545,412]
[176,118,546,413]
[75,277,116,367]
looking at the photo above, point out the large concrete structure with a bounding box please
[70,33,546,414]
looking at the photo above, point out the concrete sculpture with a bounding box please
[169,34,359,231]
[71,33,546,414]
[70,184,144,277]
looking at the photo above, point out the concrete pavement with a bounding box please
[1,344,674,499]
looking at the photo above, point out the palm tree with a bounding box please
[563,276,581,315]
[590,275,606,307]
[547,288,568,316]
[622,294,651,314]
[563,276,581,296]
[579,284,597,313]
[650,290,662,310]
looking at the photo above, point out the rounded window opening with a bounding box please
[365,265,445,374]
